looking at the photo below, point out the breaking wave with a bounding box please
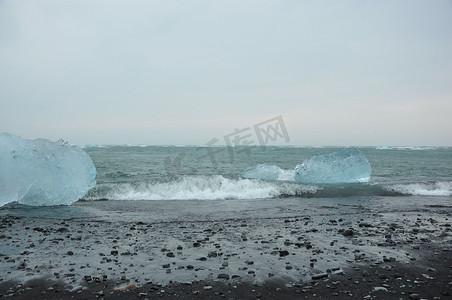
[82,176,452,201]
[84,175,319,200]
[384,182,452,196]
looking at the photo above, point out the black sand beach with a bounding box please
[1,196,451,299]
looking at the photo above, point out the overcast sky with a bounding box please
[1,0,451,146]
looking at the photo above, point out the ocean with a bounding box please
[82,145,452,202]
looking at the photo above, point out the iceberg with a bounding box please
[295,147,371,184]
[241,147,371,185]
[0,133,96,206]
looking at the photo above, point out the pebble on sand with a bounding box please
[114,283,137,291]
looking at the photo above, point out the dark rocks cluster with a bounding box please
[0,201,451,299]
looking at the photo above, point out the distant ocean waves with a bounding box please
[82,175,452,201]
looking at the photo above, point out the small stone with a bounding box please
[217,273,230,280]
[312,273,329,280]
[279,250,290,257]
[409,294,420,299]
[342,229,354,237]
[203,285,212,290]
[333,268,344,275]
[70,286,83,293]
[383,257,396,262]
[114,283,136,291]
[166,252,175,258]
[66,251,74,256]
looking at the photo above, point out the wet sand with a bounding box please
[1,196,451,299]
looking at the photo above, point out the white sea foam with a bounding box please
[92,175,319,201]
[81,144,104,149]
[376,146,437,151]
[376,146,393,150]
[386,182,452,196]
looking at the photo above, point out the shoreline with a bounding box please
[1,196,451,298]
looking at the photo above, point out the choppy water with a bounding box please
[83,146,452,201]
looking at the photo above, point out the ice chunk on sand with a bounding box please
[0,133,96,206]
[242,164,295,181]
[295,147,371,184]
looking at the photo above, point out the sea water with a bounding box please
[1,143,451,206]
[79,145,452,201]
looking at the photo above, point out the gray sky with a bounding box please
[1,0,451,146]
